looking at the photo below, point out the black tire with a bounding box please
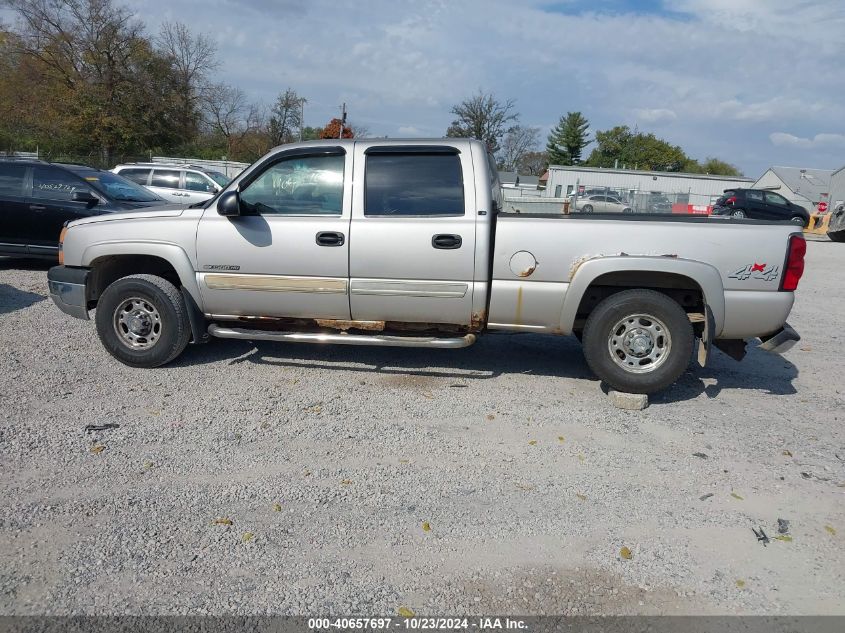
[582,289,694,394]
[582,204,594,213]
[828,230,845,242]
[730,209,746,219]
[789,215,806,226]
[95,274,191,368]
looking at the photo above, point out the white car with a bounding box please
[112,163,230,206]
[574,194,633,214]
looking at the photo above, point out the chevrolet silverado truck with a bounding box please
[47,139,805,394]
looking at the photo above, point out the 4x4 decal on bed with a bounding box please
[729,263,779,281]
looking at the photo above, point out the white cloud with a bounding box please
[633,108,677,124]
[397,126,424,136]
[104,0,845,175]
[770,132,845,149]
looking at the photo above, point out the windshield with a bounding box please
[81,171,162,202]
[206,171,230,187]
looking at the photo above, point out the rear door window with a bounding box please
[764,191,789,206]
[746,191,764,202]
[118,168,151,185]
[31,166,91,201]
[150,169,181,189]
[185,171,216,193]
[0,164,27,196]
[365,153,464,216]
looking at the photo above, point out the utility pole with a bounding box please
[299,98,307,142]
[339,102,347,139]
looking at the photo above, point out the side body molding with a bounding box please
[559,256,726,336]
[81,240,204,308]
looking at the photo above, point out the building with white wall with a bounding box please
[752,166,833,211]
[830,166,845,211]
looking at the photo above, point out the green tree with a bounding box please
[546,111,590,166]
[699,157,742,176]
[586,125,687,171]
[445,91,518,154]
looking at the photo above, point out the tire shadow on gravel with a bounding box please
[651,344,798,404]
[175,331,596,382]
[0,283,46,315]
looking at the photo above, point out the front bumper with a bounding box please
[47,266,90,320]
[758,322,800,355]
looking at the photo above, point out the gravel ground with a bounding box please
[1,240,843,616]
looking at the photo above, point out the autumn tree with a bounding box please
[3,0,188,163]
[546,112,590,166]
[319,118,354,139]
[446,91,518,154]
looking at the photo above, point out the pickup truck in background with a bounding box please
[47,139,805,394]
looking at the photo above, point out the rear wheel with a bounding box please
[790,215,806,226]
[95,274,191,368]
[582,289,694,394]
[730,209,746,219]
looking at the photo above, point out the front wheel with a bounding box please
[790,215,806,226]
[582,289,694,394]
[582,204,594,214]
[95,274,192,368]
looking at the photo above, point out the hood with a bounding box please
[70,204,186,227]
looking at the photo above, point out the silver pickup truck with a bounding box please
[47,139,805,394]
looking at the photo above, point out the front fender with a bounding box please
[81,240,202,307]
[558,256,726,336]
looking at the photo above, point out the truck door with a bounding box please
[348,144,477,326]
[196,146,352,320]
[0,163,30,255]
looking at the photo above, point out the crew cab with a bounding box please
[47,139,805,394]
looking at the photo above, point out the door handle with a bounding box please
[29,204,47,212]
[432,234,462,249]
[316,231,345,247]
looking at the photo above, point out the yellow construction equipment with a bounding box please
[804,213,831,236]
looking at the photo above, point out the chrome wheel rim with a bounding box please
[732,210,745,218]
[113,297,162,350]
[608,313,671,374]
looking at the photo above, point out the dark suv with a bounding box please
[0,159,166,259]
[712,188,809,226]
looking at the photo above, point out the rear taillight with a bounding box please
[780,234,806,291]
[725,196,737,205]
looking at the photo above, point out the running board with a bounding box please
[207,325,477,349]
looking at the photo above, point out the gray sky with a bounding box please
[9,0,845,177]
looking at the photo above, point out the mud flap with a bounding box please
[696,304,715,367]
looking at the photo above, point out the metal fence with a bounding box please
[567,184,715,215]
